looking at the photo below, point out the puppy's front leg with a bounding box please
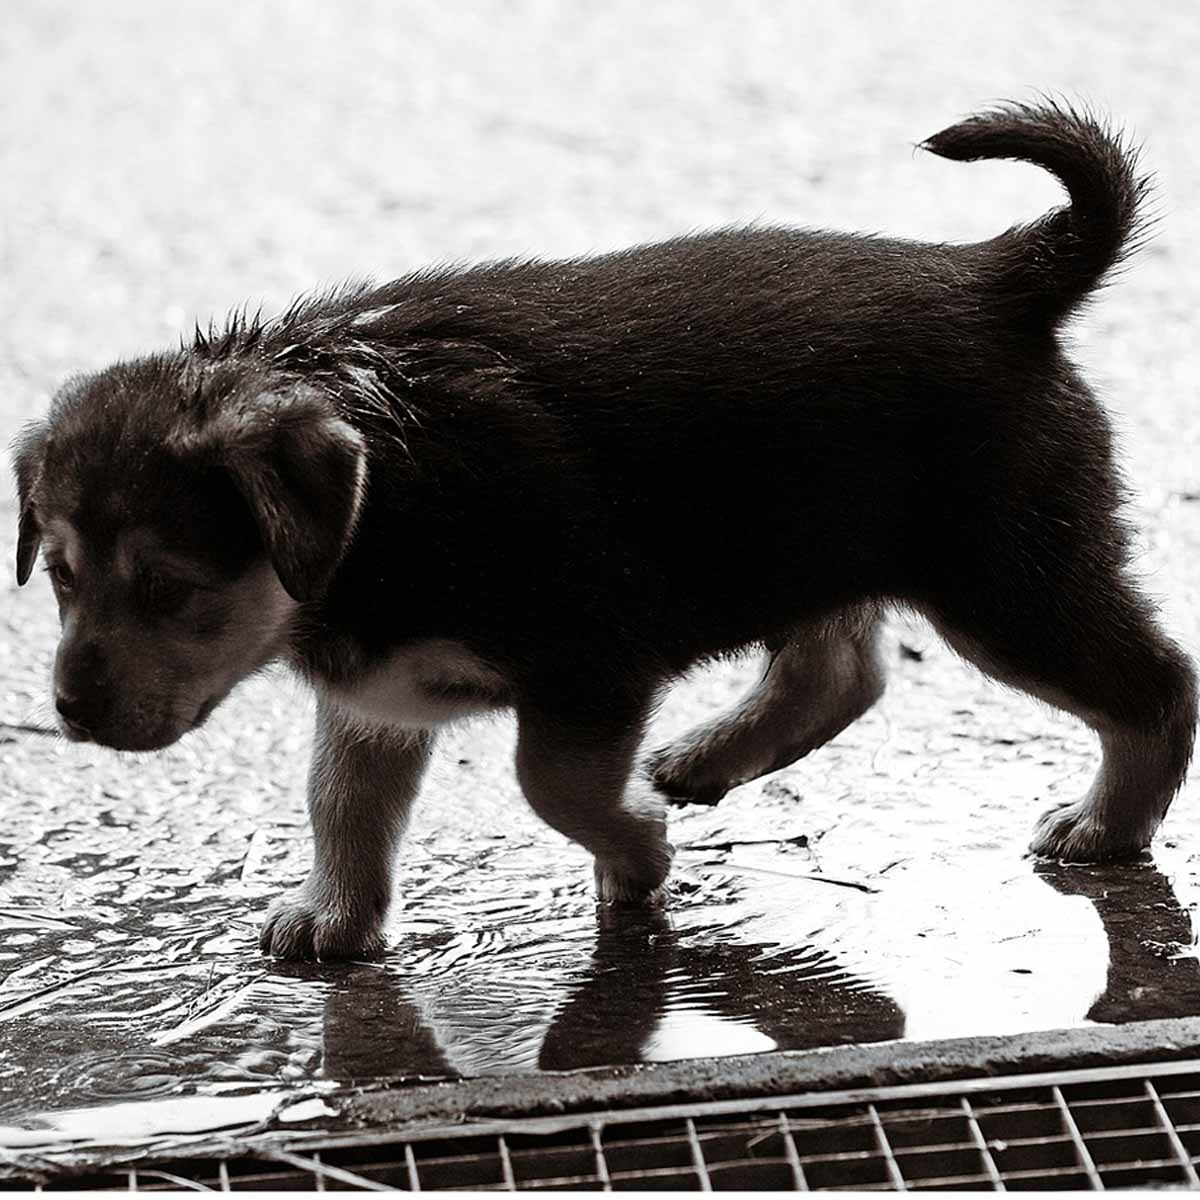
[260,697,434,961]
[516,697,673,902]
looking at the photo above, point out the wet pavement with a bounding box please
[5,624,1200,1149]
[4,0,1200,1163]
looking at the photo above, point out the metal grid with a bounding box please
[18,1058,1200,1191]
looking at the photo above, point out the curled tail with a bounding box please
[922,99,1153,325]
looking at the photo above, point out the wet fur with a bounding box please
[13,100,1196,960]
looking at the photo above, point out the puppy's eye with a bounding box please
[46,562,75,592]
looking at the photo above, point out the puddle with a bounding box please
[2,635,1200,1148]
[0,831,904,1123]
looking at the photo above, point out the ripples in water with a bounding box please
[2,756,1199,1137]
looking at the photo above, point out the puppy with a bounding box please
[13,101,1196,961]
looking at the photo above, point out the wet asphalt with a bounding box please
[3,0,1200,1154]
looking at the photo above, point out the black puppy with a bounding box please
[14,100,1195,960]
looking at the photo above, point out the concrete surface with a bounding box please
[3,0,1200,1164]
[11,1016,1200,1177]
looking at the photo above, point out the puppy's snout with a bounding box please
[55,689,100,735]
[54,639,111,738]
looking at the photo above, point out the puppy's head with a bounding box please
[13,357,366,751]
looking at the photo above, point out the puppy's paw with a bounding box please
[646,745,731,807]
[594,837,674,905]
[1029,800,1152,863]
[259,885,387,962]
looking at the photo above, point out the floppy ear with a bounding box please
[211,388,367,603]
[12,420,49,586]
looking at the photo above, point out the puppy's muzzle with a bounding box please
[54,638,113,742]
[55,690,100,739]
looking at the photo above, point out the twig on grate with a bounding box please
[265,1148,394,1191]
[134,1168,217,1191]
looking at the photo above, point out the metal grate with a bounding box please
[15,1058,1200,1191]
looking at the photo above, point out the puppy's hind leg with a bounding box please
[260,697,434,961]
[928,565,1196,863]
[649,609,885,805]
[516,687,673,903]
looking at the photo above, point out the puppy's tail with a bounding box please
[922,99,1152,326]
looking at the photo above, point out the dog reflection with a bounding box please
[540,910,902,1069]
[1035,859,1200,1025]
[309,913,902,1081]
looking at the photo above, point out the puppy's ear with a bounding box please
[12,421,49,586]
[210,388,367,603]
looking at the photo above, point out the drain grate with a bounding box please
[17,1058,1200,1190]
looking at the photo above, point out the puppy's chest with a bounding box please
[329,640,510,729]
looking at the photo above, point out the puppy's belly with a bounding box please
[328,639,510,729]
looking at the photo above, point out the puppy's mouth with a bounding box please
[58,703,214,753]
[62,722,178,752]
[59,715,94,743]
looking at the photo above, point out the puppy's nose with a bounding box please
[55,691,98,736]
